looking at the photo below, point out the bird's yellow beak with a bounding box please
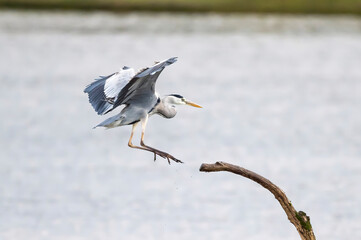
[185,100,202,108]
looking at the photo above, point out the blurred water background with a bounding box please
[0,10,361,240]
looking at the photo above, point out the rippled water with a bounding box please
[0,11,361,240]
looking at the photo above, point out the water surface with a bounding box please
[0,11,361,240]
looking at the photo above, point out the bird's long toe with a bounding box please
[151,150,182,164]
[163,153,183,164]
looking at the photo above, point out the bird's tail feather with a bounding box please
[93,114,124,129]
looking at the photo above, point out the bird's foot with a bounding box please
[140,142,183,164]
[152,150,183,164]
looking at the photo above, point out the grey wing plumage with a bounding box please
[84,57,177,115]
[109,57,178,113]
[84,68,135,115]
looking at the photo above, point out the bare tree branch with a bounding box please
[199,161,316,240]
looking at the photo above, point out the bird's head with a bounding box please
[165,94,202,108]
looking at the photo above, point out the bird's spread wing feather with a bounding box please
[84,68,135,115]
[107,57,178,113]
[84,57,177,115]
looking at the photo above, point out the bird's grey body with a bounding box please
[96,103,151,128]
[84,57,201,163]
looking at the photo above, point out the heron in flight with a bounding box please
[84,57,202,163]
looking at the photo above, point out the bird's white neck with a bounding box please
[151,96,177,119]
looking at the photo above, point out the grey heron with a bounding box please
[84,57,202,163]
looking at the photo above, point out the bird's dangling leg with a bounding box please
[140,132,182,164]
[139,116,183,164]
[128,122,172,162]
[128,123,159,158]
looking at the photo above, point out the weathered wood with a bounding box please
[199,161,316,240]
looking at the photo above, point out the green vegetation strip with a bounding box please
[1,0,361,14]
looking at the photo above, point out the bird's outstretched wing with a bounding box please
[106,57,178,114]
[84,57,177,115]
[84,68,135,115]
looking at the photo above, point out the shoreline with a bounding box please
[1,1,361,15]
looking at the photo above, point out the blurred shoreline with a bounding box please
[0,0,361,15]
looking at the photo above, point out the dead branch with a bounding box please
[199,161,316,240]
